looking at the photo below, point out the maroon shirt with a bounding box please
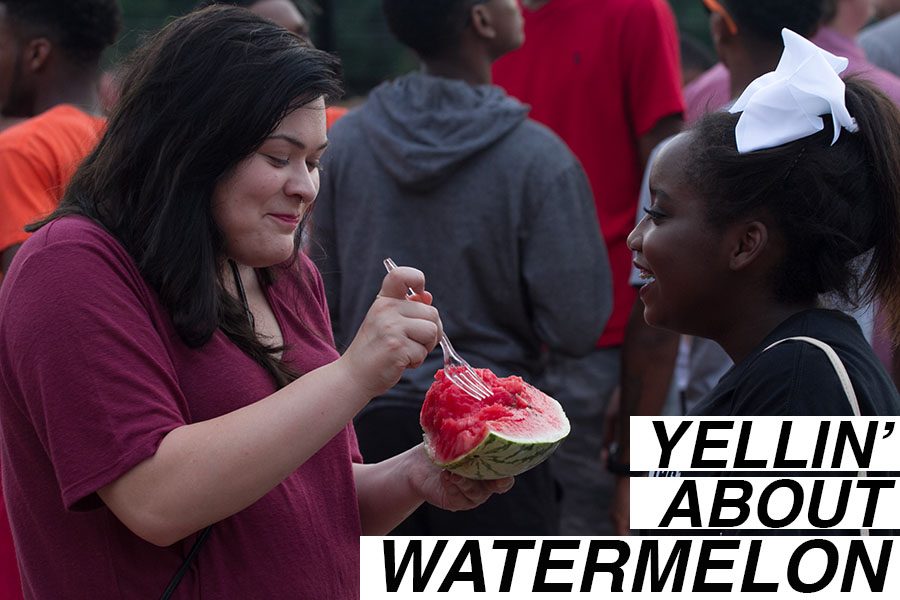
[0,216,362,599]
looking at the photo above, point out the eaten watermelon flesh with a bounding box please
[420,367,568,465]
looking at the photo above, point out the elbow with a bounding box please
[543,300,612,358]
[597,299,613,338]
[598,282,613,326]
[547,319,607,358]
[101,496,201,547]
[570,325,606,357]
[142,523,197,549]
[578,295,614,355]
[140,531,180,549]
[120,510,196,548]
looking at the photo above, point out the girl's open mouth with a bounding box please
[634,261,656,284]
[638,270,656,283]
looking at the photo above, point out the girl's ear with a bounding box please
[728,220,769,271]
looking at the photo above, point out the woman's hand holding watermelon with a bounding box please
[354,443,514,534]
[406,445,515,512]
[339,267,441,398]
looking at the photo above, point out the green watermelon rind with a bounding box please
[423,421,570,481]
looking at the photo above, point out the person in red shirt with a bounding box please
[493,0,684,534]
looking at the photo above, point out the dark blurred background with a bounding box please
[115,0,710,98]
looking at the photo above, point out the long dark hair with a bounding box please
[685,78,900,345]
[30,6,343,386]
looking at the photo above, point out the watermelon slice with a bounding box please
[420,368,570,480]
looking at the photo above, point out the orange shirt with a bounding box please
[326,105,347,129]
[0,105,105,256]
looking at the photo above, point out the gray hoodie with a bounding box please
[312,72,611,406]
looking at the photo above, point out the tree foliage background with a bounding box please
[115,0,711,98]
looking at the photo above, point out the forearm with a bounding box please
[618,298,679,461]
[527,164,612,356]
[99,357,372,546]
[354,445,513,535]
[354,447,428,535]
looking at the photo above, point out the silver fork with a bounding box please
[383,258,492,401]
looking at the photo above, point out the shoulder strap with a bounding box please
[763,335,868,536]
[764,336,861,416]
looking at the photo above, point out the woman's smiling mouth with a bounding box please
[268,213,301,227]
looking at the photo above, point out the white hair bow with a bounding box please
[729,28,859,154]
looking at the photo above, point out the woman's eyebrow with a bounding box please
[266,134,328,151]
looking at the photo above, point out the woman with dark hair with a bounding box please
[0,7,511,599]
[628,29,900,418]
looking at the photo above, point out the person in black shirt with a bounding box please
[693,309,897,417]
[627,31,900,537]
[627,32,900,418]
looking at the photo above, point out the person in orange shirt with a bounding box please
[0,0,120,275]
[0,110,106,273]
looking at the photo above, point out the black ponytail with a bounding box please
[845,79,900,347]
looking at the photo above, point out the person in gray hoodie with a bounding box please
[311,0,611,535]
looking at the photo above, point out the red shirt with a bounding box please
[0,217,362,599]
[0,499,19,600]
[494,0,684,346]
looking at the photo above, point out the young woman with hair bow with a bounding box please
[628,29,900,417]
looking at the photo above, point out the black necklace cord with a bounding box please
[228,258,255,329]
[160,260,253,599]
[159,525,213,600]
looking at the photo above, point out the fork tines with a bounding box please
[451,368,492,400]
